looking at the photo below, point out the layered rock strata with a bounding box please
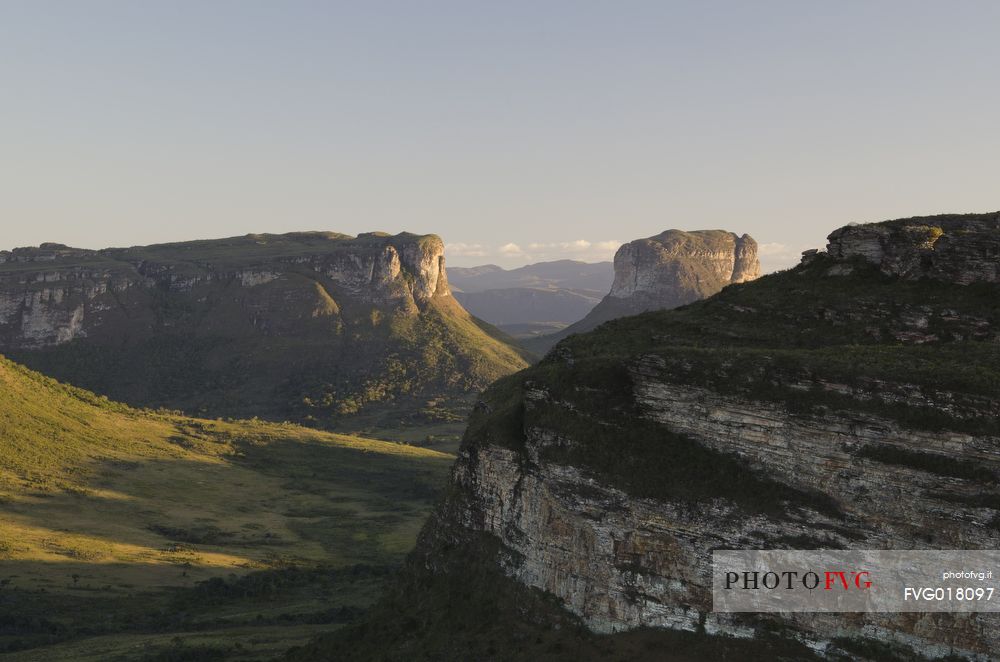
[375,213,1000,659]
[0,232,525,422]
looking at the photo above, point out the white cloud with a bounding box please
[756,242,818,273]
[446,242,488,257]
[450,238,622,265]
[538,239,592,252]
[520,239,619,257]
[757,242,789,255]
[452,236,818,273]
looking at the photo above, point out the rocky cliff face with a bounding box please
[0,232,449,349]
[608,229,759,300]
[824,212,1000,284]
[321,213,1000,660]
[525,230,759,354]
[0,232,526,424]
[445,367,1000,653]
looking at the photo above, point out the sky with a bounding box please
[1,1,998,273]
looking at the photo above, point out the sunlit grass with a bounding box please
[0,518,253,568]
[0,352,454,658]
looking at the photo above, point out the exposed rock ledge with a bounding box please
[0,231,450,349]
[821,212,1000,284]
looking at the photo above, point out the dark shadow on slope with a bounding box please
[0,433,453,659]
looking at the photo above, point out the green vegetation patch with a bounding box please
[828,635,954,662]
[630,344,1000,436]
[856,445,997,484]
[0,353,454,660]
[556,255,1000,357]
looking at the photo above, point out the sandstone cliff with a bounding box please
[0,231,527,425]
[0,232,451,349]
[824,212,1000,284]
[608,229,759,299]
[311,212,1000,661]
[525,229,759,354]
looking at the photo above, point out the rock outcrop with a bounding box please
[0,231,527,424]
[524,230,759,354]
[824,212,1000,284]
[0,232,449,349]
[608,229,759,300]
[318,213,1000,660]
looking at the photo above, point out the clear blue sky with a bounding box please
[2,1,998,272]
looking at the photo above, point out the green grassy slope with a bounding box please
[0,354,453,659]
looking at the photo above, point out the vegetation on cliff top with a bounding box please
[549,254,1000,432]
[557,253,999,355]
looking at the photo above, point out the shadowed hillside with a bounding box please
[0,232,530,435]
[0,354,453,660]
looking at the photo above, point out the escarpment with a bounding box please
[607,229,759,300]
[315,212,1000,661]
[0,232,527,425]
[525,229,760,353]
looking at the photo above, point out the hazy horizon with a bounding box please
[3,1,998,273]
[10,215,1000,277]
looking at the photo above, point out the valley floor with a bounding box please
[0,380,453,660]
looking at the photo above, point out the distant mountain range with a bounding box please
[448,259,614,292]
[448,259,613,337]
[450,233,761,350]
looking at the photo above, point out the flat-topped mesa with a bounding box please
[521,229,760,354]
[608,229,759,303]
[822,211,1000,284]
[284,231,450,305]
[108,230,452,306]
[0,229,523,426]
[0,231,451,349]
